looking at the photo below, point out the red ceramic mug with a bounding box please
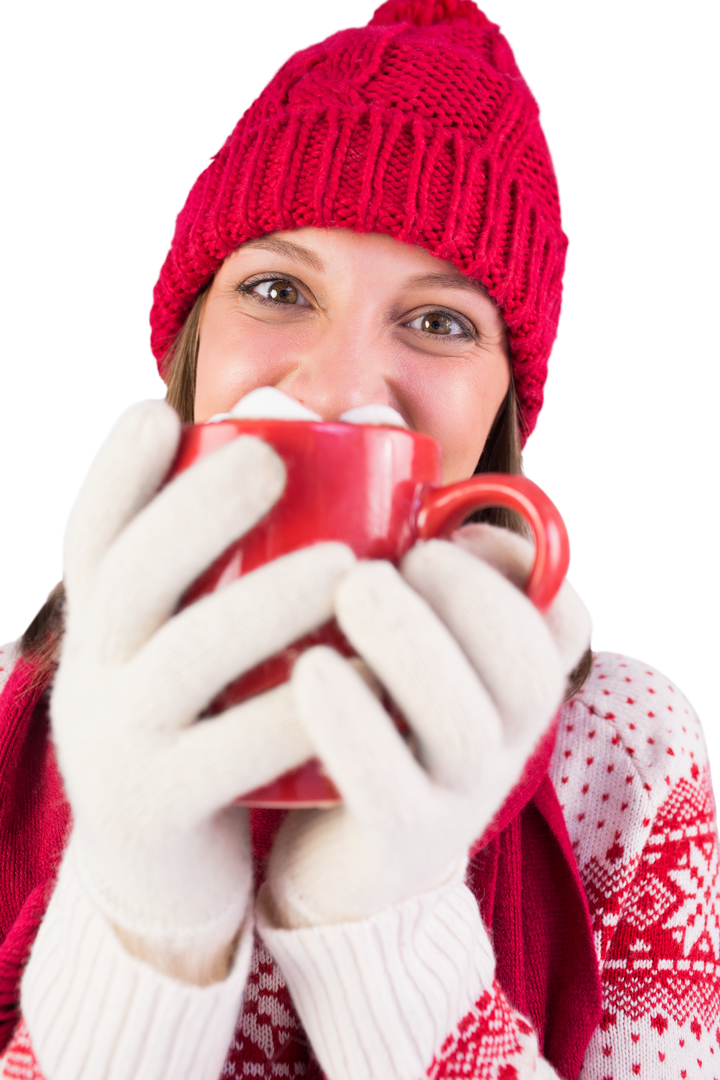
[170,419,570,807]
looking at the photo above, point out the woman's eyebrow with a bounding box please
[403,271,488,295]
[238,243,486,295]
[242,236,325,272]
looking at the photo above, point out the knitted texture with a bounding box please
[0,653,599,1078]
[0,654,69,1052]
[4,653,717,1079]
[150,0,567,440]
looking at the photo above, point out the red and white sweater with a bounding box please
[0,648,717,1080]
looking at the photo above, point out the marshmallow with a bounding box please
[206,388,408,430]
[338,405,408,429]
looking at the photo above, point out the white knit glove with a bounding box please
[262,523,590,927]
[51,401,355,982]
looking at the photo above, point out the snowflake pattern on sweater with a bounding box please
[556,655,720,1080]
[222,938,310,1077]
[1,651,718,1079]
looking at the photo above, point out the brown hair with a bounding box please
[21,286,591,697]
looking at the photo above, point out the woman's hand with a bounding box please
[51,401,355,982]
[262,525,590,928]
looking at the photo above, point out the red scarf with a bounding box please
[0,660,601,1079]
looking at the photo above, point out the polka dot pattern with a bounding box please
[552,653,720,1079]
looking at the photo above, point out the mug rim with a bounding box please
[192,415,438,448]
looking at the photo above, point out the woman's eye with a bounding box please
[252,279,306,305]
[406,311,468,337]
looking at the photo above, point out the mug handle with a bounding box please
[416,473,570,614]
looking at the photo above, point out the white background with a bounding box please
[1,1,718,773]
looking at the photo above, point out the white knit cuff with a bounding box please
[257,879,494,1080]
[21,843,252,1080]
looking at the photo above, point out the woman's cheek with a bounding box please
[394,365,498,482]
[195,316,302,421]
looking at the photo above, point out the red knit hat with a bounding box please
[151,0,567,440]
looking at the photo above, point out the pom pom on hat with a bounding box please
[370,0,494,28]
[151,0,566,442]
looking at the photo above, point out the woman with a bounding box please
[0,2,717,1078]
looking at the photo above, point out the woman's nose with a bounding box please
[275,337,391,421]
